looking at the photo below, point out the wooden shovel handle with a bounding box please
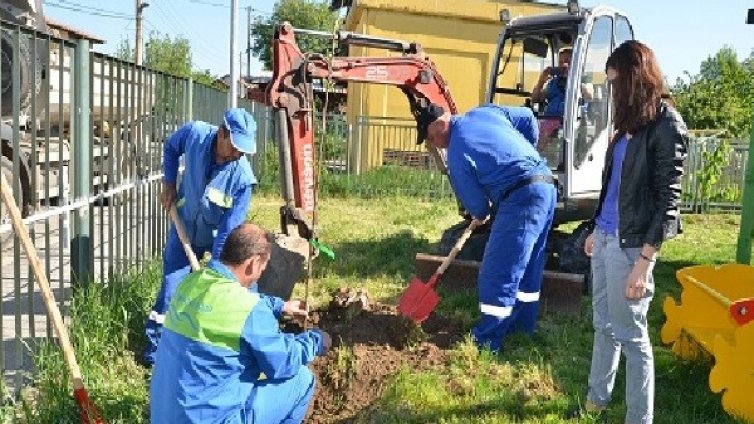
[436,219,480,276]
[168,205,201,272]
[0,172,84,389]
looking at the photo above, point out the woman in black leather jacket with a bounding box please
[579,41,688,424]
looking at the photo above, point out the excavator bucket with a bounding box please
[661,264,754,422]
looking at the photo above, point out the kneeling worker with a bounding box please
[150,223,331,424]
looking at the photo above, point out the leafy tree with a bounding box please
[115,32,223,89]
[115,38,134,62]
[251,0,338,70]
[192,69,227,91]
[144,31,192,76]
[672,46,753,139]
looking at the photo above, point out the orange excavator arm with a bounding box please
[264,22,458,240]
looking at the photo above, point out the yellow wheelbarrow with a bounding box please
[661,264,754,421]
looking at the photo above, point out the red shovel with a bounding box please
[398,219,480,323]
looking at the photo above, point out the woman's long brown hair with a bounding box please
[606,41,666,135]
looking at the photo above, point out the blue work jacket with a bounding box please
[150,260,326,424]
[543,76,567,117]
[447,105,550,219]
[163,122,256,258]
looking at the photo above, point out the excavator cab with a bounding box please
[487,3,634,225]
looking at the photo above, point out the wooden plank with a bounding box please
[414,253,584,317]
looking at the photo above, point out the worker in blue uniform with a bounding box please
[418,103,556,352]
[532,48,572,117]
[150,223,331,424]
[143,108,258,366]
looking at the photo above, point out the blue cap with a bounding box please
[223,108,257,154]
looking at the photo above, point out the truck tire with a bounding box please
[0,29,42,118]
[0,155,24,246]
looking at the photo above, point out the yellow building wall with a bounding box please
[344,0,562,171]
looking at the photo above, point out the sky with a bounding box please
[43,0,753,84]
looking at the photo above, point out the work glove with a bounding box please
[312,329,332,356]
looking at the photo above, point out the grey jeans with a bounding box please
[587,228,655,424]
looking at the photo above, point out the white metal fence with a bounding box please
[253,107,749,209]
[0,20,254,392]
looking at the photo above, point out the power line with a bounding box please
[184,0,228,8]
[144,18,159,34]
[46,0,133,20]
[55,0,132,17]
[148,4,226,68]
[148,4,185,36]
[249,7,272,17]
[156,1,227,63]
[175,0,272,16]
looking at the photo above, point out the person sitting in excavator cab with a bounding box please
[529,46,595,171]
[531,47,573,118]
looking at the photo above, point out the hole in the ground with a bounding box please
[283,292,466,423]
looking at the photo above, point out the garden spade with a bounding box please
[398,219,480,323]
[0,172,104,424]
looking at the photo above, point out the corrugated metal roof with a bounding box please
[45,17,105,44]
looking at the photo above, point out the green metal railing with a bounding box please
[736,121,754,264]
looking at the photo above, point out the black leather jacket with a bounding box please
[587,102,689,248]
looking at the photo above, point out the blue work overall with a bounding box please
[143,121,255,366]
[150,260,325,423]
[447,105,556,352]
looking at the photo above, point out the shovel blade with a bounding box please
[397,276,441,323]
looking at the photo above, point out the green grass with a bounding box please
[250,198,748,424]
[256,163,456,199]
[8,196,750,423]
[8,267,159,423]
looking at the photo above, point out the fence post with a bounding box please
[70,38,92,287]
[251,103,265,175]
[187,77,193,120]
[736,123,754,264]
[355,116,363,175]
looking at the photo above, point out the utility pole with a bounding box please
[246,6,252,80]
[135,0,149,65]
[229,0,239,107]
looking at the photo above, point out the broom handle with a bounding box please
[437,219,480,276]
[0,172,84,389]
[169,205,201,271]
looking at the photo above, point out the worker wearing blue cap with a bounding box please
[418,103,556,353]
[143,108,258,366]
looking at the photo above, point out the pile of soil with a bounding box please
[297,292,465,423]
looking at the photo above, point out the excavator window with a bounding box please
[491,27,577,171]
[573,15,612,170]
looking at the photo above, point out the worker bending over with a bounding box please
[419,104,556,352]
[150,223,331,423]
[143,108,257,366]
